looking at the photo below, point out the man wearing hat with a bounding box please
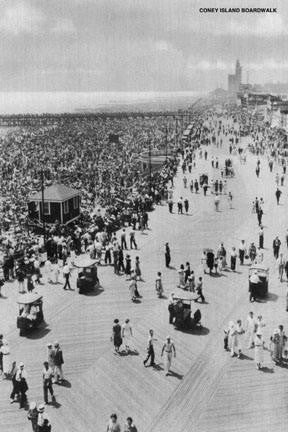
[42,361,55,404]
[47,343,55,380]
[37,404,51,432]
[161,336,176,376]
[165,243,171,268]
[54,342,64,383]
[15,362,28,408]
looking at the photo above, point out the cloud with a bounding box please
[187,60,234,72]
[229,14,287,37]
[51,18,76,35]
[0,1,44,35]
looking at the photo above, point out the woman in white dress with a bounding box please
[228,321,237,357]
[254,333,264,369]
[121,319,133,352]
[0,340,10,378]
[235,319,245,358]
[178,265,185,288]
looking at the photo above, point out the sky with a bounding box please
[0,0,287,92]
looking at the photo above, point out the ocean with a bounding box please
[0,91,204,115]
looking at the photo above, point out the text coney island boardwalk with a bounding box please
[1,134,288,432]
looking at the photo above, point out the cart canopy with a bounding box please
[17,293,43,305]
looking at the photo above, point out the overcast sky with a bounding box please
[0,0,286,92]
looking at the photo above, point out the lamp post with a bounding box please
[148,139,152,195]
[165,124,168,161]
[40,168,46,244]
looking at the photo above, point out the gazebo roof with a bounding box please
[29,183,80,203]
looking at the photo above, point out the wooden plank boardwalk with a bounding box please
[1,133,288,431]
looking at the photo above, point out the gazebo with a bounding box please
[28,184,81,225]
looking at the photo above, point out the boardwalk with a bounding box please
[1,129,288,431]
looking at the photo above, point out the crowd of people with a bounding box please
[1,100,288,430]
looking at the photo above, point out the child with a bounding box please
[224,328,230,351]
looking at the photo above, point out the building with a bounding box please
[28,183,81,225]
[228,60,242,95]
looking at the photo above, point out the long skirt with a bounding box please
[254,345,263,365]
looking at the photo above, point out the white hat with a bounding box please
[19,362,24,367]
[38,404,45,412]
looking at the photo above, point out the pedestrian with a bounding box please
[177,197,183,214]
[42,361,55,404]
[279,324,287,360]
[15,362,28,408]
[165,243,171,268]
[62,262,72,290]
[238,240,246,265]
[0,339,10,378]
[277,253,285,282]
[134,256,142,281]
[254,333,264,370]
[27,275,35,293]
[104,242,112,265]
[9,361,19,403]
[183,175,187,188]
[0,275,4,297]
[124,417,138,432]
[227,191,233,209]
[214,193,220,211]
[129,230,137,249]
[53,260,60,284]
[161,336,176,376]
[184,198,189,213]
[16,266,26,294]
[125,254,132,276]
[190,179,194,193]
[235,319,245,358]
[111,319,122,354]
[37,404,51,432]
[248,242,257,264]
[54,342,64,383]
[47,343,55,381]
[194,180,199,193]
[118,247,125,274]
[27,401,38,432]
[155,272,164,297]
[184,262,191,283]
[128,278,137,302]
[224,327,230,351]
[107,413,121,432]
[206,250,214,275]
[168,198,173,213]
[249,270,260,302]
[257,207,263,226]
[121,229,127,250]
[228,322,237,357]
[230,247,237,271]
[255,315,266,345]
[259,226,264,249]
[246,311,256,348]
[285,258,288,281]
[275,188,282,205]
[178,264,185,288]
[270,329,282,365]
[273,236,281,259]
[194,277,205,303]
[143,329,157,367]
[121,319,133,352]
